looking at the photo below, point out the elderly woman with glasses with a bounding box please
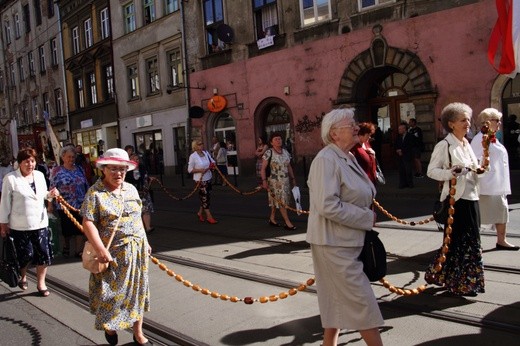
[50,144,90,258]
[80,148,151,345]
[306,108,383,346]
[188,139,218,224]
[470,108,518,250]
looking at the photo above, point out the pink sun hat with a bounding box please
[95,148,137,171]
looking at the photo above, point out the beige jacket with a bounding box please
[306,144,376,247]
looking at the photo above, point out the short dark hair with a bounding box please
[17,148,38,164]
[269,131,284,143]
[358,122,375,136]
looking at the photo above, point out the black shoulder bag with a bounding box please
[265,149,273,178]
[359,230,387,282]
[433,140,452,224]
[0,236,21,288]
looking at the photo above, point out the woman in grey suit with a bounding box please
[306,108,383,346]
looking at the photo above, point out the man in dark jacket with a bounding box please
[395,123,415,188]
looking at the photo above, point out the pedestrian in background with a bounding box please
[255,136,269,186]
[425,102,485,297]
[216,141,228,186]
[471,108,518,251]
[75,145,95,185]
[80,148,151,345]
[126,152,155,234]
[0,156,14,202]
[408,118,424,177]
[261,132,297,230]
[395,122,415,188]
[188,140,218,224]
[50,145,89,258]
[0,148,60,297]
[307,108,383,346]
[351,122,377,185]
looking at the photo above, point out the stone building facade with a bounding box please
[0,0,67,160]
[57,0,117,161]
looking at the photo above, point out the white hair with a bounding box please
[320,108,356,145]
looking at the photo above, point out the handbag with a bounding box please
[375,160,385,184]
[432,140,452,224]
[0,236,21,288]
[265,149,272,178]
[359,230,387,282]
[82,200,123,274]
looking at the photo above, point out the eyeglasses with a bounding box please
[106,166,128,174]
[488,119,500,123]
[196,143,203,146]
[332,123,359,130]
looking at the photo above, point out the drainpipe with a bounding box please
[180,0,192,173]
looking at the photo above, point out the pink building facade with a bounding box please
[188,0,518,174]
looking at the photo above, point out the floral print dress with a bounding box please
[80,180,150,331]
[263,148,292,208]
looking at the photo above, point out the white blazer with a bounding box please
[0,169,50,230]
[470,132,511,196]
[427,133,480,202]
[306,144,376,247]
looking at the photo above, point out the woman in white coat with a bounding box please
[471,108,518,250]
[0,148,59,296]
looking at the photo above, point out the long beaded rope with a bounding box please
[56,124,493,300]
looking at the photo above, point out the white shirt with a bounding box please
[188,151,214,182]
[471,132,511,196]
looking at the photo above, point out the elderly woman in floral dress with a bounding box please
[80,148,151,345]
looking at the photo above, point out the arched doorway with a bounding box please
[336,25,437,169]
[212,112,237,174]
[255,97,294,158]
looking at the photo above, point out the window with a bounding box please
[50,38,59,66]
[300,0,330,26]
[143,0,156,25]
[72,26,80,54]
[43,92,49,115]
[48,0,55,18]
[9,63,16,87]
[358,0,394,10]
[165,0,179,14]
[104,64,115,99]
[4,21,11,44]
[146,57,160,94]
[128,65,139,99]
[76,78,85,108]
[88,72,98,104]
[0,71,4,92]
[203,0,224,53]
[84,18,93,48]
[124,3,136,33]
[14,13,21,38]
[32,96,39,122]
[253,0,278,39]
[167,49,183,87]
[22,102,29,125]
[28,51,36,76]
[23,4,30,33]
[100,7,110,39]
[54,88,63,117]
[38,45,46,73]
[34,0,42,26]
[18,57,25,81]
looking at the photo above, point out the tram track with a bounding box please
[28,246,520,344]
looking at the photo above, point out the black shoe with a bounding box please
[284,225,297,230]
[104,331,118,345]
[496,243,520,251]
[133,334,152,345]
[268,220,280,227]
[146,227,155,234]
[414,173,424,178]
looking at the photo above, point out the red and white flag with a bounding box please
[488,0,520,78]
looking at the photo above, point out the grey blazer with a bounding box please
[306,144,376,247]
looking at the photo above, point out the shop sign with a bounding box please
[257,36,274,50]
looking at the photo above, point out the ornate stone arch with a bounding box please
[337,25,434,103]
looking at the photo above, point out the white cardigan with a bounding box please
[0,169,50,231]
